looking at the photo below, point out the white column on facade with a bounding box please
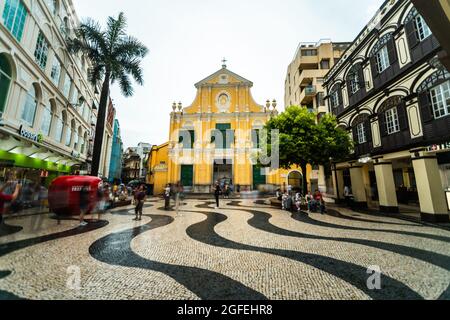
[373,157,399,213]
[332,168,345,200]
[349,163,368,207]
[411,148,450,223]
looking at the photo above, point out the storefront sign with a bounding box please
[154,164,168,172]
[428,142,450,152]
[19,125,43,143]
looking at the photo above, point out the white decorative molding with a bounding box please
[216,90,231,113]
[372,120,382,148]
[342,86,349,107]
[407,103,423,138]
[397,35,411,68]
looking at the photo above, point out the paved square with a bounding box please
[0,198,449,300]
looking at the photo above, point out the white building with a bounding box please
[0,0,113,185]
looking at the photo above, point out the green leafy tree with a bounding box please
[263,106,352,193]
[68,13,148,177]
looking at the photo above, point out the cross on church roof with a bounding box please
[222,58,227,68]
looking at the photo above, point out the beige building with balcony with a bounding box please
[284,40,351,115]
[283,40,351,193]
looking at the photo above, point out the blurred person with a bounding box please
[224,184,230,199]
[214,182,222,209]
[313,189,326,214]
[164,184,171,210]
[79,183,90,227]
[175,182,183,216]
[305,191,314,213]
[134,185,146,221]
[0,181,21,225]
[294,191,303,213]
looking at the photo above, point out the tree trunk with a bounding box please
[301,163,308,195]
[90,73,111,177]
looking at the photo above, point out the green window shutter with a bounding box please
[215,124,231,149]
[189,130,195,149]
[252,129,260,148]
[0,73,11,114]
[216,123,231,131]
[253,165,266,190]
[181,165,194,187]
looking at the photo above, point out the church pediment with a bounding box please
[194,67,253,88]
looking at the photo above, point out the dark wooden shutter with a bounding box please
[405,19,419,49]
[365,120,372,143]
[370,55,379,79]
[387,38,398,64]
[346,73,353,97]
[189,130,195,149]
[397,103,408,131]
[379,112,388,137]
[358,65,365,90]
[338,86,343,105]
[352,126,359,145]
[418,91,434,123]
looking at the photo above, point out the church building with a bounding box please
[147,62,311,195]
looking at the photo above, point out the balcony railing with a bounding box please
[304,85,317,96]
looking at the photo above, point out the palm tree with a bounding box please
[68,12,148,177]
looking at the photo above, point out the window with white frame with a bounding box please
[21,87,37,126]
[40,104,52,136]
[2,0,28,41]
[70,87,78,105]
[50,58,61,87]
[330,88,340,108]
[385,107,400,134]
[348,70,360,95]
[65,126,72,146]
[415,14,432,42]
[356,123,367,144]
[54,116,63,142]
[44,0,57,15]
[34,32,49,70]
[375,46,390,74]
[430,81,450,119]
[73,132,79,150]
[80,135,85,154]
[63,74,71,97]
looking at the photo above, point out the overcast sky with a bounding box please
[73,0,383,148]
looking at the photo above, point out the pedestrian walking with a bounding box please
[79,183,90,227]
[164,184,171,210]
[0,181,21,225]
[175,183,181,216]
[134,185,146,221]
[214,182,222,209]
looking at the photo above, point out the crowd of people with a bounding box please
[277,188,326,214]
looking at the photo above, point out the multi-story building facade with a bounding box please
[122,147,141,184]
[284,40,350,113]
[108,119,123,183]
[0,0,101,186]
[324,0,450,222]
[284,40,351,193]
[136,142,151,180]
[97,98,114,179]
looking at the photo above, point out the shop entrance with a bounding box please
[213,159,233,187]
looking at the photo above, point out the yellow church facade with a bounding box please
[147,64,312,195]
